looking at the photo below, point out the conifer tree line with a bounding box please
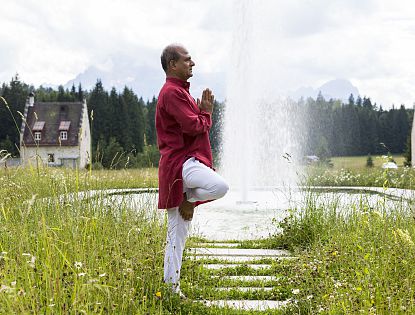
[0,75,413,168]
[302,92,413,160]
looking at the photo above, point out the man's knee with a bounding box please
[213,180,229,199]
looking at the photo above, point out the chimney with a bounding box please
[29,92,35,107]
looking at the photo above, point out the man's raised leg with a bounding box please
[182,158,229,202]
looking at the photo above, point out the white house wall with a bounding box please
[21,146,81,168]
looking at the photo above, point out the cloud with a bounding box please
[1,0,415,107]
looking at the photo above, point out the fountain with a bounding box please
[220,1,306,203]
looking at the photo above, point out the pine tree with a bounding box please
[366,154,374,167]
[145,96,157,146]
[403,132,411,166]
[88,80,109,158]
[0,74,30,155]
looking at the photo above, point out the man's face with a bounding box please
[170,48,195,81]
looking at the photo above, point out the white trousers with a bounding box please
[164,157,229,292]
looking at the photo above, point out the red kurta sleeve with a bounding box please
[165,88,211,136]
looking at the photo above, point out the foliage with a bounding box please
[0,167,165,313]
[366,154,374,168]
[304,94,412,157]
[268,187,415,314]
[403,132,411,166]
[306,165,415,189]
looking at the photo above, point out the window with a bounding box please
[32,121,45,131]
[48,154,55,163]
[59,121,71,131]
[34,132,41,141]
[60,131,68,140]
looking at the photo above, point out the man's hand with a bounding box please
[197,88,214,113]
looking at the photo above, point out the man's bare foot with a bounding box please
[179,197,195,221]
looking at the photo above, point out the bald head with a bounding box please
[160,44,187,73]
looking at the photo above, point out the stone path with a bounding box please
[184,242,295,312]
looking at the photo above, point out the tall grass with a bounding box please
[0,166,170,314]
[2,163,415,313]
[306,165,415,189]
[272,188,415,314]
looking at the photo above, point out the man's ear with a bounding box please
[169,59,176,70]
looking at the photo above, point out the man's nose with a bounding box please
[191,60,195,66]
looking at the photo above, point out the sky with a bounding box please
[1,0,415,108]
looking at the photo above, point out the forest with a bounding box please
[0,75,412,168]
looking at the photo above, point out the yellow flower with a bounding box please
[155,291,162,298]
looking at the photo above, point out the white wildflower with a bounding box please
[27,256,36,268]
[78,272,86,277]
[292,288,300,295]
[0,285,11,293]
[74,261,83,269]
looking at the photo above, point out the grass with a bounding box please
[329,155,405,170]
[0,166,168,314]
[263,188,415,314]
[2,163,415,313]
[306,163,415,189]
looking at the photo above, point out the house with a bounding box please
[20,93,91,168]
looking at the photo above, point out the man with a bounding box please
[156,44,229,296]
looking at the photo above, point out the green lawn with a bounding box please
[330,154,405,170]
[331,155,405,170]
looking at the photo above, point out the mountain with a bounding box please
[291,79,359,102]
[64,55,164,100]
[63,54,225,101]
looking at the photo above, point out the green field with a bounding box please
[1,165,415,313]
[330,154,405,170]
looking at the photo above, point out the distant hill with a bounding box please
[64,55,164,101]
[60,54,225,101]
[290,79,359,102]
[50,56,357,103]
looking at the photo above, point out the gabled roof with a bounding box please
[22,102,84,146]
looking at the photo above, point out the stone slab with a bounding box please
[188,247,291,257]
[201,299,288,311]
[190,255,295,262]
[212,275,279,282]
[202,264,272,270]
[194,243,241,248]
[216,287,274,292]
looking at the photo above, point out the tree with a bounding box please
[145,97,157,146]
[366,154,374,167]
[88,80,109,159]
[0,74,30,155]
[348,93,355,106]
[403,132,411,166]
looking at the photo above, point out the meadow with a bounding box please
[329,154,405,170]
[1,159,415,314]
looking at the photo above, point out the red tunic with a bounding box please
[156,77,213,209]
